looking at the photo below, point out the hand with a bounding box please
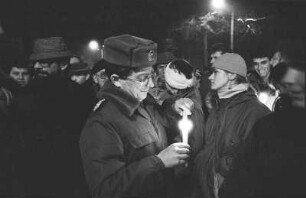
[157,142,190,168]
[173,98,194,116]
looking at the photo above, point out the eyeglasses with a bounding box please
[95,74,108,80]
[126,72,154,86]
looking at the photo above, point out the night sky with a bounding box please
[1,0,306,66]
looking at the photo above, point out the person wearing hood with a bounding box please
[193,53,270,198]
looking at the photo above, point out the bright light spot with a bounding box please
[258,92,268,104]
[178,114,193,144]
[89,40,99,51]
[211,0,226,10]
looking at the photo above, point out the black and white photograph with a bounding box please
[1,0,305,197]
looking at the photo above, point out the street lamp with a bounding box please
[88,40,100,51]
[211,0,234,51]
[211,0,226,10]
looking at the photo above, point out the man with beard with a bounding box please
[21,37,88,198]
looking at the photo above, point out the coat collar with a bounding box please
[97,80,140,117]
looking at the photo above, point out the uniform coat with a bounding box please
[80,82,174,198]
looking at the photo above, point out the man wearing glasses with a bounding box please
[80,34,191,198]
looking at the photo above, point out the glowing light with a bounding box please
[211,0,226,10]
[178,113,193,144]
[258,92,268,104]
[89,40,99,51]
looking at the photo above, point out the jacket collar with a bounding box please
[97,80,140,117]
[218,83,249,99]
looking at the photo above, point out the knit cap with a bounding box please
[212,53,247,77]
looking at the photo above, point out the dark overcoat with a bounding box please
[80,82,174,198]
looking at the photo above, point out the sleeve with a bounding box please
[80,116,166,198]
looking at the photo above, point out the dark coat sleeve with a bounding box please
[80,116,166,198]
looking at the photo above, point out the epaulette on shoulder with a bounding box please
[93,98,106,112]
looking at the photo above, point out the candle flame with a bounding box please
[178,113,193,144]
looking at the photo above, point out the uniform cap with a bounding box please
[103,34,157,68]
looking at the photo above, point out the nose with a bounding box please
[148,76,154,88]
[208,73,213,80]
[71,76,77,81]
[17,73,23,80]
[34,62,42,69]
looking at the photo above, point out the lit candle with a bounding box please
[178,112,193,144]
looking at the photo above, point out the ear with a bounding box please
[228,73,237,81]
[93,75,98,83]
[60,64,68,71]
[85,74,90,81]
[110,74,122,88]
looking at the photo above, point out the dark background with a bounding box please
[1,0,306,68]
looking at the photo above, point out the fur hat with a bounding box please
[103,34,157,68]
[212,53,247,77]
[29,37,73,61]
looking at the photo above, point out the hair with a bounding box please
[91,59,108,75]
[274,40,306,63]
[1,59,34,76]
[167,59,194,79]
[288,61,306,72]
[210,43,231,55]
[234,74,247,84]
[269,62,288,88]
[252,47,273,60]
[103,61,140,79]
[224,70,247,84]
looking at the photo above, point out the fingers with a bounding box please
[176,147,190,154]
[172,142,191,149]
[174,98,194,116]
[177,154,189,160]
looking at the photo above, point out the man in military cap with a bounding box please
[80,34,191,198]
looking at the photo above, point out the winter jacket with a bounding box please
[80,82,174,198]
[162,87,205,198]
[249,107,306,198]
[194,90,270,198]
[162,87,205,158]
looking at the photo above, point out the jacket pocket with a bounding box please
[128,131,155,149]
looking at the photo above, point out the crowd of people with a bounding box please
[0,33,305,198]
